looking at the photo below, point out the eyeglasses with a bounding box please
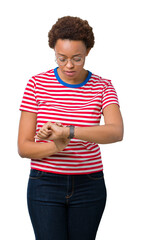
[55,55,85,66]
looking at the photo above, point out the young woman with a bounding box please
[18,16,123,240]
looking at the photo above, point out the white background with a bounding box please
[0,0,141,239]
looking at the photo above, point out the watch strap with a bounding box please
[67,125,75,139]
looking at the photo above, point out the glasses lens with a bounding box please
[56,57,84,66]
[72,57,83,65]
[56,57,67,66]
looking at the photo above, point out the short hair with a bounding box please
[48,16,95,49]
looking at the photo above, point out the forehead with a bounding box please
[55,39,86,56]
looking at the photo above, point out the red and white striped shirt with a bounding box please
[20,67,119,175]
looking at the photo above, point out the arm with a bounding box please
[36,104,123,144]
[18,111,68,159]
[73,104,124,144]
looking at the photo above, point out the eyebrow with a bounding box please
[57,53,82,57]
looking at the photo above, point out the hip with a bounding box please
[27,169,107,207]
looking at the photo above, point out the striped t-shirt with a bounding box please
[20,67,119,175]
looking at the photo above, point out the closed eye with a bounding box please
[73,57,82,62]
[58,57,66,62]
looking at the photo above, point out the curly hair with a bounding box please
[48,16,95,49]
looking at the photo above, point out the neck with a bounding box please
[57,68,88,85]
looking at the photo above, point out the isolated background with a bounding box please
[0,0,141,239]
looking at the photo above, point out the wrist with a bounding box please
[62,125,76,139]
[62,126,70,138]
[52,141,60,153]
[68,125,75,139]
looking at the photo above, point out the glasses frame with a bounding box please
[55,55,85,66]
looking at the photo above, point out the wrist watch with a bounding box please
[67,125,75,139]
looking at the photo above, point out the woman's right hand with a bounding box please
[35,121,70,152]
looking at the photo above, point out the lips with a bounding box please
[64,71,76,77]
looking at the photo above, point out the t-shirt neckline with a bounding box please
[54,67,92,88]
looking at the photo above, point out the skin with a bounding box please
[18,112,70,159]
[55,39,91,85]
[18,39,124,159]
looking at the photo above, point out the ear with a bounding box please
[86,48,91,56]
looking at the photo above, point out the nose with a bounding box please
[66,59,74,68]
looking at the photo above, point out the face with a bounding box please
[54,39,90,81]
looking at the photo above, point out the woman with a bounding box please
[18,16,123,240]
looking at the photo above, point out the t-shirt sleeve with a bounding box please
[102,80,119,111]
[19,77,38,113]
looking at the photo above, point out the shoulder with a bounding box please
[90,73,112,88]
[32,69,55,80]
[27,69,55,87]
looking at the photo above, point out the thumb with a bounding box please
[46,121,52,130]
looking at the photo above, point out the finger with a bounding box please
[40,129,48,134]
[40,122,51,131]
[46,121,52,129]
[40,126,52,133]
[55,122,63,127]
[34,135,39,139]
[37,133,47,139]
[37,129,52,138]
[39,128,48,134]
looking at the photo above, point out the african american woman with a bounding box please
[18,16,124,240]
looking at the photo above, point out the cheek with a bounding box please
[75,65,84,73]
[58,65,64,72]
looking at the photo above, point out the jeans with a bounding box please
[27,169,107,240]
